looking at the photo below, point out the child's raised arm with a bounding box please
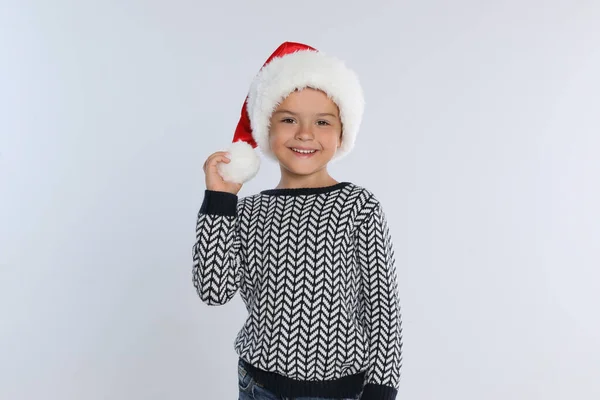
[192,151,244,305]
[356,198,403,400]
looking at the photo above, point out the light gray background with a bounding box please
[1,1,599,399]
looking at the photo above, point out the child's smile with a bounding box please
[290,147,319,158]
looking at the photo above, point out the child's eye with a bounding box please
[316,120,330,126]
[281,118,295,124]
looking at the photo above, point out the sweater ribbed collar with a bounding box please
[260,182,352,197]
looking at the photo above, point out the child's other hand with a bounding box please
[203,151,243,195]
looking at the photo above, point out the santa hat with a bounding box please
[217,41,364,184]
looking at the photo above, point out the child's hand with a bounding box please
[203,151,243,195]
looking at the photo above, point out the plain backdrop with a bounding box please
[1,0,599,399]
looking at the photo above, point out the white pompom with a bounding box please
[217,141,261,184]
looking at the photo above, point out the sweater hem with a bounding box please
[360,383,398,400]
[240,358,365,398]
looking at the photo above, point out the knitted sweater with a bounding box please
[192,182,402,400]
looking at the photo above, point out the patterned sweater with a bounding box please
[192,182,403,399]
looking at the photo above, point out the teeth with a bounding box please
[292,148,316,154]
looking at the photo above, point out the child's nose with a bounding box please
[295,123,315,140]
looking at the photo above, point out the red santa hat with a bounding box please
[217,41,364,184]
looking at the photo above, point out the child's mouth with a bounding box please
[290,148,318,158]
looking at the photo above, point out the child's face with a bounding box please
[268,88,342,177]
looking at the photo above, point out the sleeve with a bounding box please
[192,189,244,306]
[356,200,403,400]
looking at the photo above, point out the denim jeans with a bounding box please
[238,359,360,400]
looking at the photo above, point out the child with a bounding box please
[193,42,402,400]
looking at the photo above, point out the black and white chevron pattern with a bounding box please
[192,183,402,396]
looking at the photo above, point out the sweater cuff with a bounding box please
[361,383,397,400]
[199,190,238,217]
